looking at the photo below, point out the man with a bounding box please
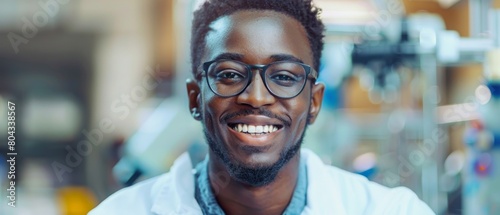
[90,0,434,214]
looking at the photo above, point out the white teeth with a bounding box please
[232,124,279,134]
[256,126,263,133]
[248,125,256,133]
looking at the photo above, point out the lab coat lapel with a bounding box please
[302,149,348,215]
[151,152,202,215]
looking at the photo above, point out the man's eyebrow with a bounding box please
[209,53,305,64]
[210,53,244,61]
[269,54,304,64]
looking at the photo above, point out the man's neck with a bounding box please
[208,152,301,215]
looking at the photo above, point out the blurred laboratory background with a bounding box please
[1,0,500,214]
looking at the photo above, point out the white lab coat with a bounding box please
[89,149,435,215]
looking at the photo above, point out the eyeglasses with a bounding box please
[200,60,317,99]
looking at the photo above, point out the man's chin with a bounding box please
[228,163,282,187]
[231,149,281,168]
[212,146,283,187]
[204,128,304,187]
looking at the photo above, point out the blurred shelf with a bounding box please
[437,103,480,124]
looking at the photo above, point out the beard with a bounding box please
[203,126,306,187]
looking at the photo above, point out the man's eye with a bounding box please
[215,70,245,82]
[269,71,303,87]
[217,71,241,78]
[272,74,296,81]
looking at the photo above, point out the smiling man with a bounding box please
[90,0,434,214]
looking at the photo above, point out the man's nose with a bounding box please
[236,71,276,108]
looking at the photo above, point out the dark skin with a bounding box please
[187,10,325,215]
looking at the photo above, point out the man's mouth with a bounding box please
[228,123,282,135]
[224,114,286,147]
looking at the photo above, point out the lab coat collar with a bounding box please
[150,149,347,215]
[151,152,202,215]
[302,148,348,215]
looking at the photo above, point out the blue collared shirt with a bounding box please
[194,156,307,215]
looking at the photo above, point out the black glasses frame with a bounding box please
[201,60,317,99]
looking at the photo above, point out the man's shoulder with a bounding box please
[88,172,171,215]
[324,165,416,198]
[321,165,434,214]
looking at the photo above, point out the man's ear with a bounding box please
[308,82,325,124]
[186,78,202,121]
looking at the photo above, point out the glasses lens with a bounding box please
[207,60,248,96]
[265,62,307,98]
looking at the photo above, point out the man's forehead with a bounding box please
[203,10,312,65]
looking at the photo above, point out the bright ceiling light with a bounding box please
[437,0,461,8]
[314,0,378,25]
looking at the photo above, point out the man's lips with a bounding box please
[226,115,284,131]
[225,115,284,146]
[220,109,291,127]
[227,124,282,147]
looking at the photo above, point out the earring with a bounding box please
[191,108,201,120]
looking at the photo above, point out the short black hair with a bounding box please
[191,0,325,80]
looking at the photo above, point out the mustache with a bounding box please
[220,108,291,127]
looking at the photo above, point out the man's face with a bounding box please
[187,10,324,186]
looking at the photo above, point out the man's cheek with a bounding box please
[291,112,308,135]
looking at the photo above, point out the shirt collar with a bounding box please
[193,155,308,214]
